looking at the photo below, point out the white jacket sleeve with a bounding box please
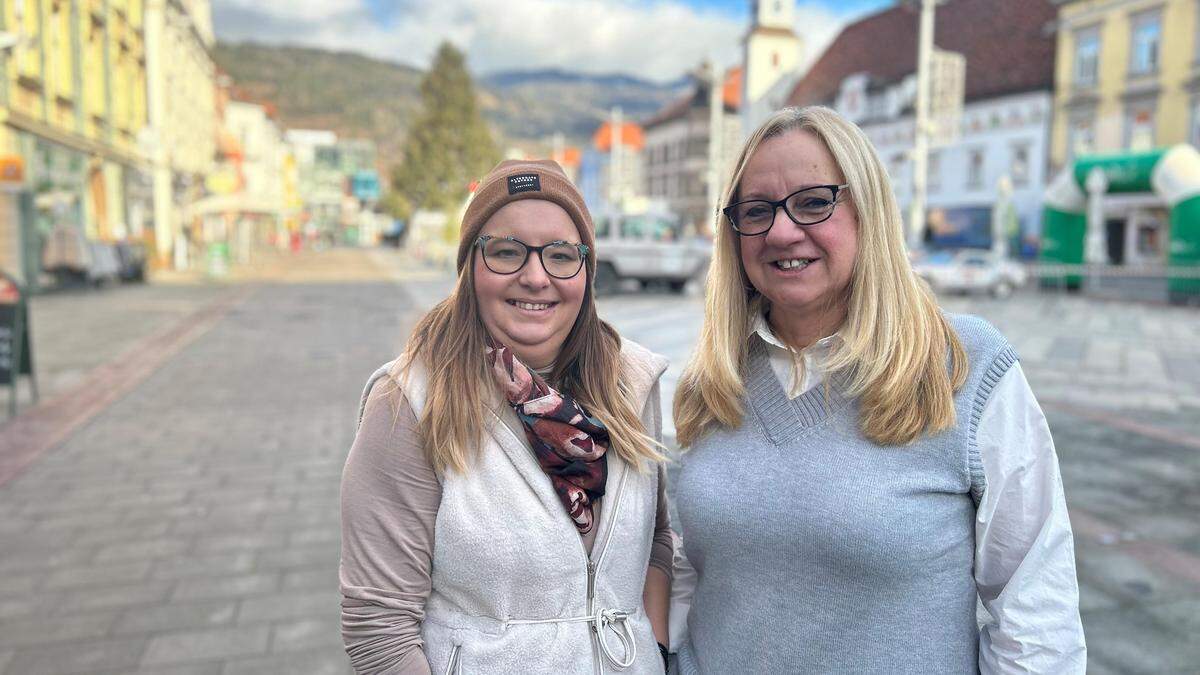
[975,363,1087,674]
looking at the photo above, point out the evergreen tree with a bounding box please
[393,43,499,217]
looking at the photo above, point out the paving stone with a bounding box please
[288,528,341,546]
[220,647,351,675]
[171,573,280,601]
[270,617,345,653]
[255,544,340,570]
[0,542,94,569]
[121,665,224,675]
[149,552,258,580]
[237,590,340,623]
[0,611,115,648]
[4,637,147,675]
[54,581,174,615]
[141,626,270,666]
[1082,605,1198,673]
[114,600,238,635]
[43,560,152,590]
[94,537,193,563]
[282,567,336,591]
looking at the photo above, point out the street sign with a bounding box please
[0,156,24,185]
[929,48,965,146]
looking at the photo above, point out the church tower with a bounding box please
[743,0,803,105]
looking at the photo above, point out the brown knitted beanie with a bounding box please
[456,159,595,279]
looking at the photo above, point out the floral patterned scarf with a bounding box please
[486,338,609,534]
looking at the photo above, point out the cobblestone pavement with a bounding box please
[2,251,1197,673]
[0,249,420,674]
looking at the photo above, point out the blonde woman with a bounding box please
[669,107,1085,673]
[340,160,672,674]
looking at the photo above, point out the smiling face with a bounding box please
[737,129,859,346]
[473,199,588,369]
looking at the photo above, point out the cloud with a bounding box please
[211,0,865,82]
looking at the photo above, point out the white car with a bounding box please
[593,210,712,294]
[912,250,1028,298]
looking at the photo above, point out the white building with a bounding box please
[785,0,1058,250]
[643,65,744,235]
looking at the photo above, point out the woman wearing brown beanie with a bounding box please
[339,159,673,674]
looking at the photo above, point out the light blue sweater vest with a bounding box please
[674,313,1017,674]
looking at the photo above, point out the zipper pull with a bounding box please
[587,560,597,601]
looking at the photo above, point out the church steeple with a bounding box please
[744,0,803,105]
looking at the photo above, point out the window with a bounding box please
[928,151,941,192]
[1074,27,1101,86]
[1010,143,1031,187]
[1125,102,1156,150]
[1069,114,1095,161]
[1130,11,1162,75]
[890,152,906,183]
[967,148,985,190]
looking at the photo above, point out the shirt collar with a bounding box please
[749,310,842,355]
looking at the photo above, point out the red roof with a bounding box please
[593,122,646,151]
[555,147,582,167]
[787,0,1056,108]
[723,66,743,110]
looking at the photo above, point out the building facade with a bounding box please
[144,0,216,268]
[786,0,1057,250]
[0,0,150,286]
[644,65,743,235]
[1052,0,1200,165]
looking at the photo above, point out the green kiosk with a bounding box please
[1040,144,1200,302]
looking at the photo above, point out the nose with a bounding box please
[763,205,808,249]
[517,251,552,289]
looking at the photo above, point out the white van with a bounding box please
[592,209,712,294]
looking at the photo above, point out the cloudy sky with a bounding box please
[211,0,892,82]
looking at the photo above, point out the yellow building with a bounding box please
[1051,0,1200,167]
[0,0,151,285]
[144,0,216,269]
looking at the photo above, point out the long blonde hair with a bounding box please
[396,245,663,474]
[673,106,967,447]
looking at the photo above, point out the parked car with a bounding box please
[592,209,711,294]
[912,249,1028,298]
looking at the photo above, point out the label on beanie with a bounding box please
[507,173,541,195]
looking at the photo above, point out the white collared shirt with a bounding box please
[669,316,1087,674]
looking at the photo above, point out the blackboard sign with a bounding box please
[0,301,33,386]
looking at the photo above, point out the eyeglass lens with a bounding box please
[731,185,839,233]
[480,238,584,278]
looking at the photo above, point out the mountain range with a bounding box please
[211,42,690,170]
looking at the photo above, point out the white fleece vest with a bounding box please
[388,340,668,675]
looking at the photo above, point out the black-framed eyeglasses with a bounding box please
[722,184,850,236]
[475,235,590,279]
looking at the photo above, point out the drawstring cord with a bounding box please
[505,607,637,669]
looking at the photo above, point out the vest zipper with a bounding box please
[583,467,631,675]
